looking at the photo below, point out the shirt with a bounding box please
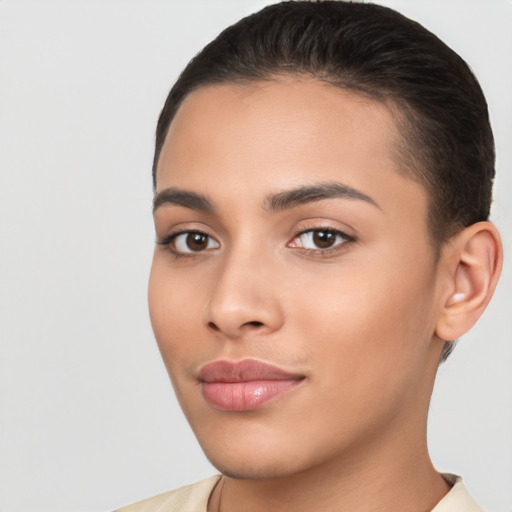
[115,473,483,512]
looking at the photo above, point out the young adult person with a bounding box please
[117,2,502,511]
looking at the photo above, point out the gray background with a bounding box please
[1,1,510,511]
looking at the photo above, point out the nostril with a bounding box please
[206,319,266,336]
[208,321,220,331]
[245,321,264,328]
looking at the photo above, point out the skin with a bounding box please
[148,78,499,512]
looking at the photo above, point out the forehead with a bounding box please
[159,78,400,182]
[156,78,427,231]
[161,78,399,174]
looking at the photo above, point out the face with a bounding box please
[149,78,445,479]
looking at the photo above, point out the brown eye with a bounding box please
[170,231,220,254]
[290,228,352,251]
[186,232,208,251]
[312,230,337,249]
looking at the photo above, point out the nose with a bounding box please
[203,248,284,340]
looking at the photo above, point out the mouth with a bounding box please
[197,359,305,411]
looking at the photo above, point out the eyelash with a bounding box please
[157,230,219,258]
[288,227,355,256]
[156,227,355,258]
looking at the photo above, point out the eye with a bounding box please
[159,231,220,255]
[289,228,353,251]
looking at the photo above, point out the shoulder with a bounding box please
[115,475,222,512]
[431,474,484,512]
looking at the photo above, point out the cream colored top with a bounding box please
[115,473,483,512]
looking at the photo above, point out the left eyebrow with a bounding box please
[264,182,380,212]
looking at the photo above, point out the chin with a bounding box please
[194,423,330,482]
[204,450,300,481]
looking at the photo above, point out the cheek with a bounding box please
[148,259,208,423]
[290,254,437,395]
[148,258,201,369]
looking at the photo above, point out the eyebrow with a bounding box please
[264,182,380,212]
[153,182,379,214]
[153,188,214,213]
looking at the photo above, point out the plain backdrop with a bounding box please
[0,1,511,511]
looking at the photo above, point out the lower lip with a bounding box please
[201,379,302,411]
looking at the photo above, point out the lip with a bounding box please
[198,359,304,411]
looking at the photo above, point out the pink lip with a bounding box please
[198,359,304,411]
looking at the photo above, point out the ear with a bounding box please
[435,222,503,342]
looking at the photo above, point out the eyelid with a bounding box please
[155,219,217,246]
[157,229,220,256]
[287,226,355,253]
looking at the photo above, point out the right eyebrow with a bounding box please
[152,188,214,214]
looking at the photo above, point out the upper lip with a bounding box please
[198,359,304,383]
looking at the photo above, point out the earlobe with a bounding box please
[435,222,503,342]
